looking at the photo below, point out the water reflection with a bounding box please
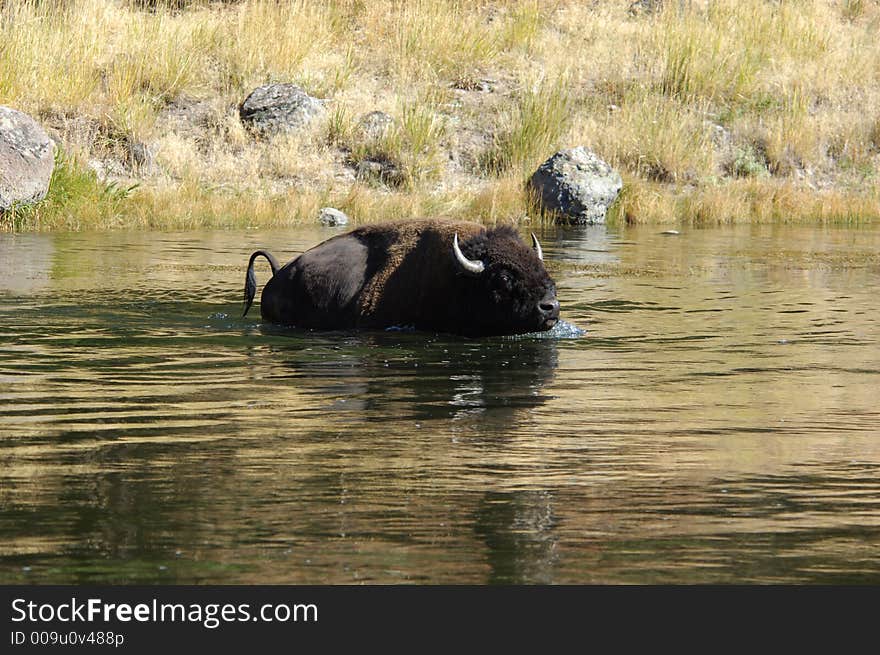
[259,330,558,423]
[474,491,558,584]
[0,234,53,293]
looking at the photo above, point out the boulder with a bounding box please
[528,147,622,225]
[239,83,325,136]
[0,106,55,212]
[318,207,349,227]
[355,155,405,187]
[127,140,154,171]
[629,0,664,16]
[155,95,217,137]
[357,111,394,140]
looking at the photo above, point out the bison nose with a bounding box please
[538,298,560,319]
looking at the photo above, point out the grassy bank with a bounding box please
[2,0,879,231]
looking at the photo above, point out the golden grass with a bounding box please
[613,177,880,226]
[480,76,572,176]
[1,0,878,231]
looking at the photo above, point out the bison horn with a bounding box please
[452,233,485,275]
[531,233,544,261]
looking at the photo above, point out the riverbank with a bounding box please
[2,0,879,231]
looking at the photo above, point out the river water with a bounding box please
[1,223,878,583]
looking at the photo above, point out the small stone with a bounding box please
[452,76,494,92]
[355,157,404,187]
[319,207,349,227]
[357,111,394,140]
[87,158,125,182]
[155,96,217,137]
[708,122,731,147]
[629,0,663,16]
[128,141,154,171]
[661,229,680,235]
[87,159,105,178]
[357,160,384,179]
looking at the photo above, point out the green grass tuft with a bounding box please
[1,149,138,232]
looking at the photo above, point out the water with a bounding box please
[1,223,878,584]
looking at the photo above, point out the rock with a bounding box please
[357,111,394,140]
[707,121,731,148]
[87,158,126,182]
[451,76,495,92]
[155,96,218,136]
[127,141,154,171]
[448,126,493,174]
[318,207,349,227]
[239,83,325,136]
[629,0,663,16]
[0,106,55,212]
[356,160,384,179]
[528,147,622,225]
[355,156,405,187]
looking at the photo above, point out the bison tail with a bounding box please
[243,250,280,318]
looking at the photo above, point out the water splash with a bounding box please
[505,319,586,340]
[385,324,416,332]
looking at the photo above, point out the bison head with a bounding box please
[451,226,559,337]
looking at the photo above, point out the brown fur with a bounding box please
[355,219,486,320]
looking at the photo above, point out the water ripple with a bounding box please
[1,225,879,583]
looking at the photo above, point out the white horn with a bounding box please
[531,233,543,261]
[452,233,485,275]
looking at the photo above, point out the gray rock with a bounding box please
[0,106,55,212]
[128,141,154,171]
[87,158,126,182]
[528,147,622,225]
[318,207,349,227]
[239,83,325,136]
[357,111,394,140]
[356,159,384,179]
[155,96,217,136]
[629,0,663,16]
[707,121,731,148]
[355,156,404,187]
[447,125,493,174]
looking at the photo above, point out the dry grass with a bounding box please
[1,0,879,231]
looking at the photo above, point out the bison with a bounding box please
[243,219,559,337]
